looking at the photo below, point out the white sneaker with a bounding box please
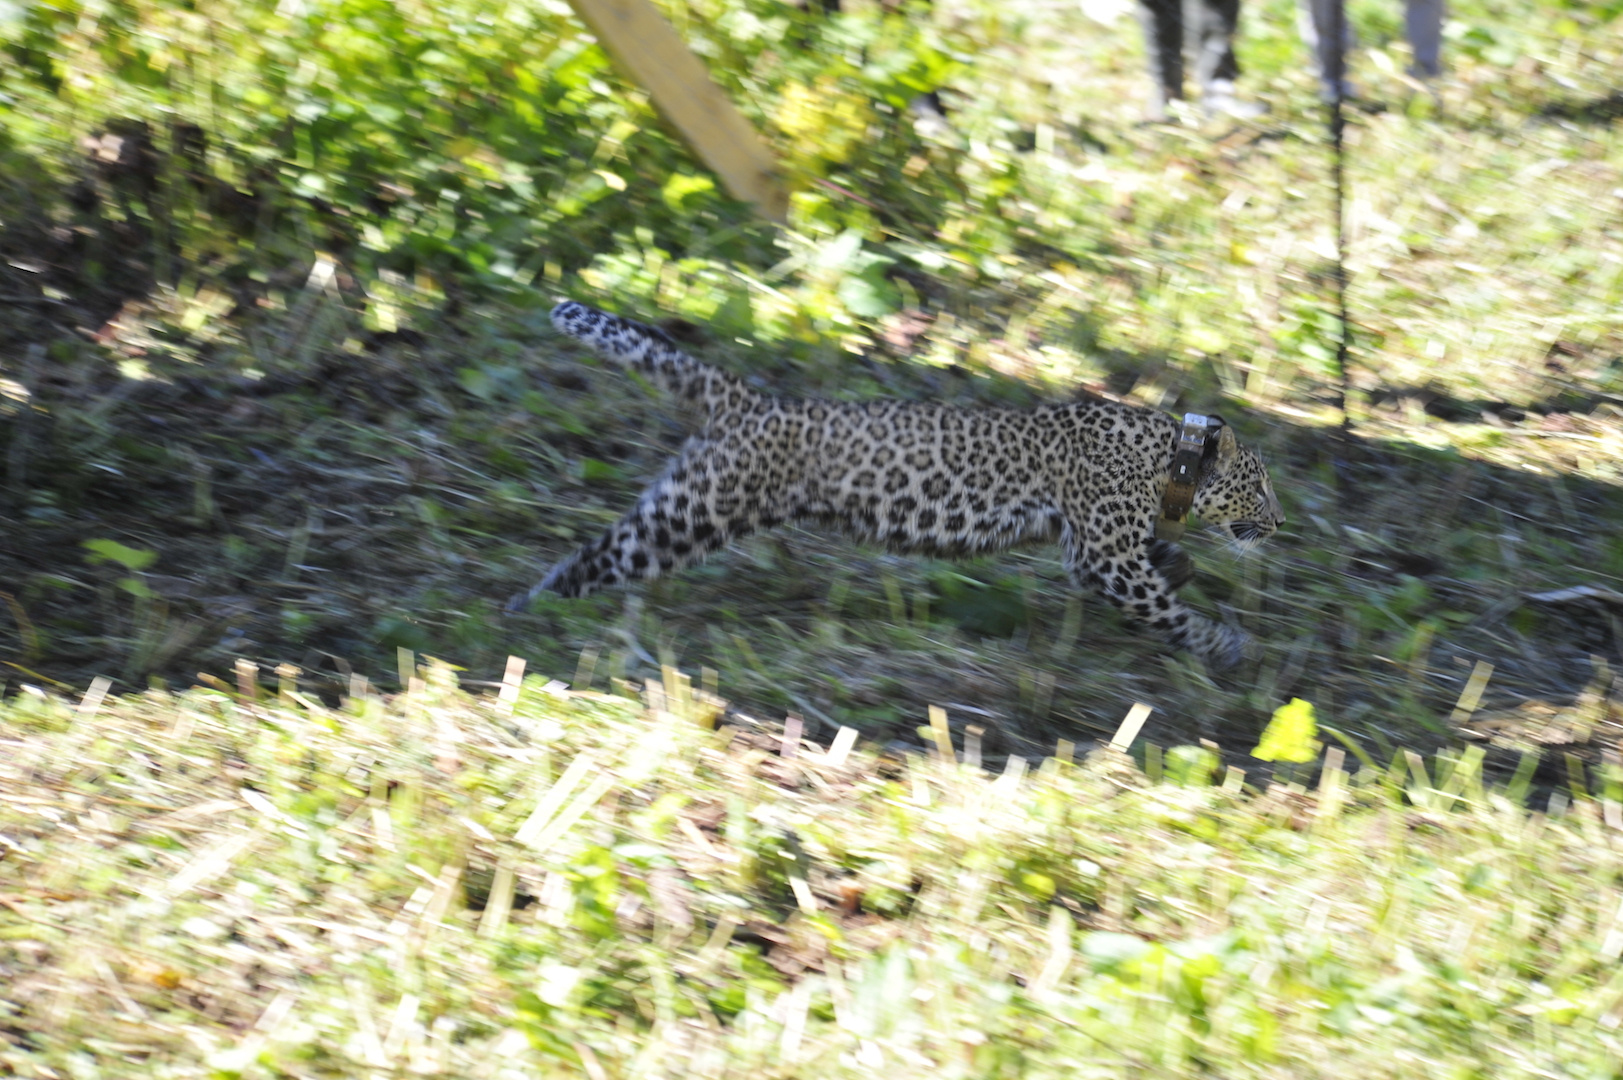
[1202,81,1267,118]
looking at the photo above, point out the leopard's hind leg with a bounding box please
[506,437,782,611]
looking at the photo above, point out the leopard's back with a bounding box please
[790,397,1175,556]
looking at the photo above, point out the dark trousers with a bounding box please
[1136,0,1242,110]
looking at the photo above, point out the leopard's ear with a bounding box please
[1212,425,1238,472]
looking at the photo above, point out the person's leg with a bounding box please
[1136,0,1185,119]
[1405,0,1444,77]
[1191,0,1265,116]
[1297,0,1357,100]
[1189,0,1239,90]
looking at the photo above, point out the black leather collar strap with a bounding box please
[1155,413,1217,542]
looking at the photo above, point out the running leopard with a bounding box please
[509,302,1285,667]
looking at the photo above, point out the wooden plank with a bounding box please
[565,0,789,223]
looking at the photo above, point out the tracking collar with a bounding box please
[1155,413,1223,542]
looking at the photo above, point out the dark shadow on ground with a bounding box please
[4,295,1622,810]
[1537,90,1623,125]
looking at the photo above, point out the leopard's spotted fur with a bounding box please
[510,302,1285,667]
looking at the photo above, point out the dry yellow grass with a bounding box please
[4,663,1623,1076]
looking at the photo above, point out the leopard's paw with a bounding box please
[1211,624,1256,670]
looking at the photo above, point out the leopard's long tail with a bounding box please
[551,301,728,407]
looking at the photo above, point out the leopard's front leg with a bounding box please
[1147,539,1194,591]
[1065,511,1251,668]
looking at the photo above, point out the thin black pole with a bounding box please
[1327,0,1351,430]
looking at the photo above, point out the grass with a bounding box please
[3,0,1623,1068]
[4,667,1623,1078]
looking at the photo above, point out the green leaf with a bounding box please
[661,172,715,212]
[837,272,897,318]
[1252,698,1322,763]
[1166,744,1220,786]
[83,539,158,572]
[931,571,1027,637]
[1080,931,1155,974]
[816,229,866,271]
[458,366,495,401]
[1020,871,1056,901]
[118,577,155,599]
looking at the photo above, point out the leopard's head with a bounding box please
[1192,426,1284,549]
